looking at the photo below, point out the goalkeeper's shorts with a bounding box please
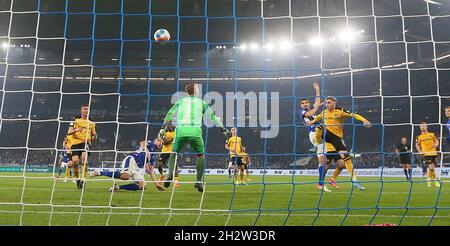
[172,135,205,154]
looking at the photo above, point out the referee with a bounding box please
[396,137,412,180]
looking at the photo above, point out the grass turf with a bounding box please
[0,172,449,226]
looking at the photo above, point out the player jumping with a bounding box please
[300,81,331,192]
[307,96,372,190]
[162,82,229,192]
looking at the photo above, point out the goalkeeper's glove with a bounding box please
[158,128,166,139]
[220,127,230,138]
[158,122,170,139]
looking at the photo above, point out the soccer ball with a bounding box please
[154,29,171,42]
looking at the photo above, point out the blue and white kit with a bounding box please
[300,108,324,157]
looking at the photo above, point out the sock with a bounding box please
[82,163,88,179]
[246,169,249,177]
[196,157,205,182]
[119,183,140,191]
[427,169,431,180]
[65,167,71,179]
[318,165,326,186]
[158,165,163,175]
[344,157,356,181]
[332,166,343,180]
[100,170,121,178]
[408,169,412,179]
[168,154,176,176]
[58,167,62,177]
[175,176,180,184]
[240,168,244,181]
[404,169,409,179]
[73,166,79,178]
[429,169,436,179]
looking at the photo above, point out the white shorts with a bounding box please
[60,161,68,168]
[121,156,145,182]
[309,131,324,157]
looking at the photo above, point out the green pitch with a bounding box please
[0,172,449,226]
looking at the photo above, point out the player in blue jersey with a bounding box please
[90,138,165,192]
[300,81,331,192]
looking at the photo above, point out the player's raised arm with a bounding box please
[163,101,179,124]
[160,101,179,138]
[304,81,322,118]
[203,100,229,136]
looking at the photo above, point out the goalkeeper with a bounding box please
[162,82,229,192]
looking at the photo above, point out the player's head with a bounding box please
[401,137,407,144]
[325,96,337,110]
[300,98,311,110]
[419,121,428,132]
[185,82,200,96]
[445,106,450,119]
[152,138,163,149]
[231,127,237,136]
[63,137,67,146]
[81,104,89,118]
[242,146,246,152]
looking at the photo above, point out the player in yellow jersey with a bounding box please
[157,124,181,187]
[314,124,346,185]
[415,122,440,188]
[225,127,247,185]
[67,104,97,189]
[307,96,372,190]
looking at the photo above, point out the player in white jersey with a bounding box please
[299,81,330,192]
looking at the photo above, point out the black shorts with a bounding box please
[231,157,243,166]
[424,156,437,165]
[326,151,343,163]
[400,157,411,164]
[400,156,411,165]
[324,130,347,152]
[158,153,171,166]
[71,143,89,158]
